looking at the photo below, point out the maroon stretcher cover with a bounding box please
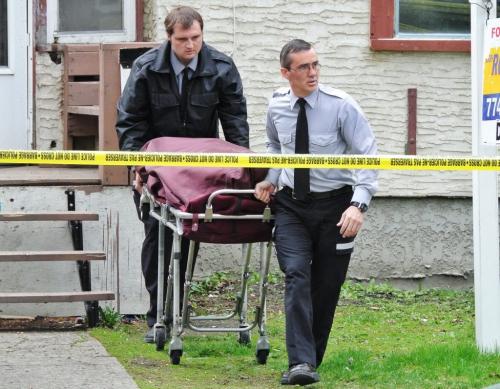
[138,137,273,243]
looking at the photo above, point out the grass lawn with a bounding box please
[91,280,500,388]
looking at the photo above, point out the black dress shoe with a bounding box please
[288,363,320,386]
[144,327,154,343]
[280,370,290,385]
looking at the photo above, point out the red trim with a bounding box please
[371,38,470,52]
[370,0,471,53]
[135,0,144,42]
[370,0,394,40]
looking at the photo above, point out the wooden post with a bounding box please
[98,42,158,185]
[62,44,100,150]
[99,44,127,185]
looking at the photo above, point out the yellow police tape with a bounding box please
[1,149,500,171]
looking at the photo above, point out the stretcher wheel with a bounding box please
[170,349,182,365]
[238,330,251,345]
[155,327,166,351]
[256,349,269,365]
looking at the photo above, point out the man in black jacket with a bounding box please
[116,5,249,342]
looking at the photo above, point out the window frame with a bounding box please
[46,0,136,44]
[370,0,470,52]
[0,0,14,74]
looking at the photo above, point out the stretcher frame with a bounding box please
[141,187,274,365]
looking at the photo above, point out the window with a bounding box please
[46,0,136,43]
[397,0,469,37]
[0,0,7,66]
[59,0,123,32]
[371,0,500,51]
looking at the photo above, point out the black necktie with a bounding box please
[294,98,310,200]
[180,67,190,126]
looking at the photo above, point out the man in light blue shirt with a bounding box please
[255,39,378,386]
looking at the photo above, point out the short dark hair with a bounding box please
[164,6,204,36]
[280,39,313,69]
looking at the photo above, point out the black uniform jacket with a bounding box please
[116,41,249,151]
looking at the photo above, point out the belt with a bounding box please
[282,185,352,200]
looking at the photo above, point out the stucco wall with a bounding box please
[34,0,474,197]
[352,197,474,289]
[35,53,64,150]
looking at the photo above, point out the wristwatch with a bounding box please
[350,201,368,213]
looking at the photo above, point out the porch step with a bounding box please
[0,291,115,303]
[0,251,106,262]
[0,191,113,327]
[0,211,99,221]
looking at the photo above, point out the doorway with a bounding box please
[0,0,31,150]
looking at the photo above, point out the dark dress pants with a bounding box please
[133,190,199,328]
[274,188,353,368]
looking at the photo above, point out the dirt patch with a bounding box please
[190,279,285,316]
[0,316,86,331]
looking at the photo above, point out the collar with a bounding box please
[150,41,217,78]
[289,87,319,110]
[170,49,198,77]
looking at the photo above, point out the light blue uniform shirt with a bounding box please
[170,51,198,93]
[265,84,378,205]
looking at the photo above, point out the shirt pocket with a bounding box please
[191,92,219,108]
[151,93,178,110]
[278,133,294,153]
[310,133,338,154]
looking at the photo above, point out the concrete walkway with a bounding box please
[0,331,139,389]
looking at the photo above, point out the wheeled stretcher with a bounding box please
[137,137,274,366]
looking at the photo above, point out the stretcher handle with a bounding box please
[205,189,271,222]
[206,189,256,208]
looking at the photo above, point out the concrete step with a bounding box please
[0,251,106,262]
[0,291,115,303]
[0,211,99,221]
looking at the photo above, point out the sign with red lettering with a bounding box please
[482,19,500,144]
